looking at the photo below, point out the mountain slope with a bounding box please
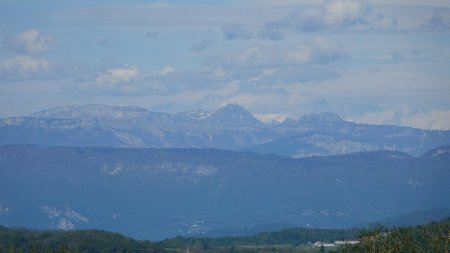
[1,145,449,240]
[0,105,272,150]
[375,208,450,227]
[29,104,150,120]
[250,116,450,157]
[204,103,265,127]
[0,226,163,253]
[1,104,449,157]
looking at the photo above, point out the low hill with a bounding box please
[1,145,450,239]
[2,218,449,253]
[0,226,163,253]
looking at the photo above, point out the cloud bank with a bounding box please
[4,30,54,55]
[0,56,50,81]
[214,37,345,68]
[262,0,396,34]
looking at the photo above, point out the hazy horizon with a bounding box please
[1,0,449,130]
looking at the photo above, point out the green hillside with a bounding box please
[1,218,449,253]
[0,227,163,253]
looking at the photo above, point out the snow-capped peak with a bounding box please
[30,104,149,120]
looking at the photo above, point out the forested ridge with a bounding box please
[342,217,450,253]
[0,227,163,253]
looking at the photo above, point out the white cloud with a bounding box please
[353,107,450,130]
[369,0,450,7]
[0,56,49,80]
[59,1,442,33]
[287,37,344,64]
[265,65,340,84]
[254,113,288,123]
[237,0,450,8]
[214,37,344,68]
[5,30,54,55]
[262,0,396,32]
[86,66,139,89]
[160,65,176,75]
[402,111,450,130]
[141,38,343,94]
[322,0,370,27]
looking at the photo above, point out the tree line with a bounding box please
[1,217,449,253]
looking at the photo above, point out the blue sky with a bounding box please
[0,0,449,129]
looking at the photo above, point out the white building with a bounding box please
[334,240,359,245]
[314,241,335,247]
[314,240,360,247]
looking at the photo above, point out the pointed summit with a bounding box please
[207,103,264,127]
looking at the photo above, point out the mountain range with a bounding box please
[1,144,449,240]
[1,104,449,157]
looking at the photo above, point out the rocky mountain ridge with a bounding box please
[1,104,449,157]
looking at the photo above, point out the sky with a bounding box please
[0,0,449,130]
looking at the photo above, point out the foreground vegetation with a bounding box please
[1,218,449,253]
[0,227,163,253]
[341,218,450,253]
[159,227,359,253]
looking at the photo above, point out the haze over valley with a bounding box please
[1,0,450,251]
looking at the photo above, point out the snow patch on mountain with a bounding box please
[422,146,450,158]
[109,129,145,147]
[0,203,10,217]
[138,161,221,183]
[58,218,75,230]
[42,206,61,218]
[30,104,149,120]
[2,103,449,158]
[41,206,89,230]
[66,209,89,223]
[405,179,420,190]
[301,135,377,156]
[177,110,213,120]
[429,148,450,157]
[102,163,124,176]
[195,165,218,176]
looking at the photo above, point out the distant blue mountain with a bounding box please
[205,103,265,127]
[0,104,449,157]
[365,208,450,228]
[0,145,449,239]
